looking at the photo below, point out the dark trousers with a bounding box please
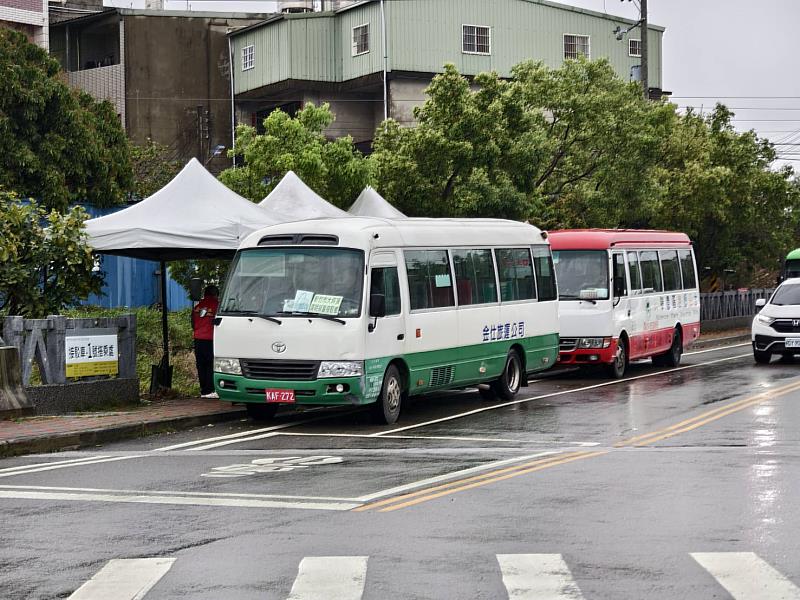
[194,339,214,395]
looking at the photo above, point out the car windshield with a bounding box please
[552,250,610,301]
[770,283,800,306]
[220,247,365,318]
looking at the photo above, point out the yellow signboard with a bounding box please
[66,361,119,378]
[65,333,119,378]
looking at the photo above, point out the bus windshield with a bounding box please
[785,258,800,280]
[220,247,365,318]
[552,250,610,301]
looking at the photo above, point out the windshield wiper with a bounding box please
[278,311,346,325]
[220,310,282,325]
[559,294,597,305]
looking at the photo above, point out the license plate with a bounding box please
[786,338,800,348]
[265,389,295,403]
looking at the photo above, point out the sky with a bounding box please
[104,0,800,167]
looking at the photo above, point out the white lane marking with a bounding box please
[274,432,600,446]
[685,342,750,355]
[691,552,800,599]
[68,557,176,600]
[354,451,556,502]
[373,353,752,436]
[497,554,585,600]
[0,455,143,478]
[0,489,359,511]
[0,455,112,474]
[0,484,359,502]
[287,556,368,600]
[190,431,281,451]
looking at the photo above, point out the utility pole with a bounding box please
[640,0,648,99]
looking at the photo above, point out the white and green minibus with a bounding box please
[213,217,559,424]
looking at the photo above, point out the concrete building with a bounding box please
[49,5,270,170]
[229,0,665,150]
[1,0,48,47]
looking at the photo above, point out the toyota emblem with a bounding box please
[272,341,287,353]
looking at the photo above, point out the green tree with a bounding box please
[219,102,371,208]
[129,139,182,200]
[0,191,103,317]
[0,29,132,211]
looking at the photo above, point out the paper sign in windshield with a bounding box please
[292,290,314,313]
[309,294,343,315]
[435,274,451,288]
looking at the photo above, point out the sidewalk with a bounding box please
[0,329,753,459]
[0,398,245,458]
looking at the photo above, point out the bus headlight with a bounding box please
[214,357,242,375]
[578,337,612,349]
[318,361,364,378]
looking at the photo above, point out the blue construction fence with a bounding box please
[82,205,193,311]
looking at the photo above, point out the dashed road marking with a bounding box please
[497,553,585,599]
[287,556,368,600]
[691,552,800,599]
[68,557,175,600]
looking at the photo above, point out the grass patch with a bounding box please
[64,306,201,398]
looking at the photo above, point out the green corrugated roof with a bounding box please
[787,248,800,260]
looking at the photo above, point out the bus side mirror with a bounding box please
[755,298,766,309]
[369,293,386,318]
[189,277,203,302]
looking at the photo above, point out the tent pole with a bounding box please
[159,260,171,388]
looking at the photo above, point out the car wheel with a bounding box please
[491,350,523,400]
[371,364,403,425]
[246,403,279,421]
[753,348,772,364]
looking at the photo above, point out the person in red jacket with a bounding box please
[192,285,219,398]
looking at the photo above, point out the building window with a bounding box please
[462,24,491,55]
[563,34,590,59]
[352,24,369,56]
[629,38,641,57]
[242,45,255,71]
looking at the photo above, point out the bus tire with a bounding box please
[371,364,403,425]
[246,403,279,421]
[660,328,683,368]
[753,349,772,364]
[605,339,627,379]
[491,350,522,400]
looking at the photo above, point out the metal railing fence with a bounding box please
[700,289,773,322]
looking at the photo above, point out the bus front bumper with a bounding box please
[558,338,618,365]
[213,373,366,406]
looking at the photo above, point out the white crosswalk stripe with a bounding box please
[287,556,369,600]
[68,558,176,600]
[497,553,585,599]
[691,552,800,600]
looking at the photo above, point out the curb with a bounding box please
[690,333,751,351]
[0,408,247,458]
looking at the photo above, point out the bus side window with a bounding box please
[404,250,455,310]
[531,246,558,301]
[612,253,627,297]
[678,249,697,289]
[639,251,663,293]
[452,249,498,305]
[627,251,641,294]
[659,250,682,291]
[496,248,536,301]
[370,267,401,316]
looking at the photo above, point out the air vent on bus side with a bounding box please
[430,365,455,387]
[258,234,340,246]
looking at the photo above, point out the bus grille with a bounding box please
[559,338,578,351]
[430,365,455,387]
[241,359,320,381]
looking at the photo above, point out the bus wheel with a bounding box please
[491,350,522,400]
[605,341,627,379]
[246,403,278,421]
[661,328,683,367]
[372,365,403,425]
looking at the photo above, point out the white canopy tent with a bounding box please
[85,158,285,261]
[348,186,406,219]
[259,171,348,220]
[84,158,287,390]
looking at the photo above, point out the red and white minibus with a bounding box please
[549,230,700,378]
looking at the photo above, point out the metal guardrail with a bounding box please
[700,289,773,322]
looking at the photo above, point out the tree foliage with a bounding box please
[0,29,132,211]
[0,191,103,318]
[219,102,371,208]
[129,139,182,200]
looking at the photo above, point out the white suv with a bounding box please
[752,278,800,364]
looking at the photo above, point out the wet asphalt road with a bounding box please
[2,342,800,599]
